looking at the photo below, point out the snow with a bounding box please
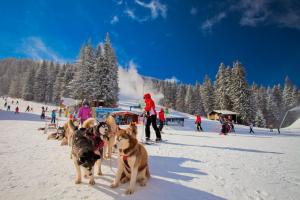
[284,118,300,130]
[1,98,300,200]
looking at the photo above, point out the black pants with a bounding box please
[145,115,161,139]
[249,128,254,133]
[51,117,56,124]
[196,122,203,131]
[159,120,164,131]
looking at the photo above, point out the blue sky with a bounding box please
[0,0,300,87]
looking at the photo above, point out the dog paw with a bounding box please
[125,188,134,195]
[89,179,95,185]
[75,180,81,184]
[110,183,119,188]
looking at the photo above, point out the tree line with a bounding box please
[152,61,300,127]
[0,34,119,107]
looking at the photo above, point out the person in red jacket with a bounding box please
[195,114,203,131]
[143,93,162,142]
[158,108,165,132]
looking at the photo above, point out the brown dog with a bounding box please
[111,130,150,194]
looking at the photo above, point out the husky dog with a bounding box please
[71,119,110,185]
[111,130,150,194]
[47,126,65,140]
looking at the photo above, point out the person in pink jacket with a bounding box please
[78,100,92,124]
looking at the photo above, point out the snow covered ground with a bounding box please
[1,98,300,200]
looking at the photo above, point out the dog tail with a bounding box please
[82,118,97,128]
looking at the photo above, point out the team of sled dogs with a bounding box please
[47,116,149,195]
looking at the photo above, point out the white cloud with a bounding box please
[110,15,119,24]
[124,8,149,22]
[135,0,167,19]
[232,0,300,29]
[190,7,198,15]
[118,60,163,102]
[18,37,65,63]
[201,12,227,32]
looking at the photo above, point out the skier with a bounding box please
[25,105,30,112]
[195,114,203,131]
[78,100,92,124]
[4,102,7,108]
[51,110,56,124]
[15,106,19,114]
[143,93,162,142]
[158,108,165,132]
[7,105,10,111]
[16,100,19,105]
[249,123,255,134]
[41,107,45,120]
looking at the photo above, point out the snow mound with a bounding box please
[284,118,300,130]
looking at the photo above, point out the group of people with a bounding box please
[3,99,19,114]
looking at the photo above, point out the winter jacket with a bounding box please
[196,115,201,123]
[51,111,56,118]
[159,109,165,121]
[144,93,157,116]
[78,105,92,121]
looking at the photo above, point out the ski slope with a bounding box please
[1,98,300,200]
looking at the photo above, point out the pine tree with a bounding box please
[33,61,48,102]
[103,33,119,106]
[200,75,215,114]
[283,76,294,111]
[45,62,55,102]
[215,63,231,110]
[63,64,75,97]
[255,109,266,128]
[175,85,186,112]
[22,66,36,101]
[185,85,195,114]
[194,83,205,115]
[52,64,66,104]
[230,61,251,123]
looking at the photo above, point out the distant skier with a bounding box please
[4,102,7,108]
[78,100,92,124]
[51,110,56,124]
[195,114,203,131]
[158,108,165,132]
[25,105,30,112]
[41,107,45,120]
[16,100,19,105]
[15,106,19,114]
[249,123,255,134]
[143,93,162,142]
[7,105,10,111]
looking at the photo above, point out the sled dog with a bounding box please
[71,121,109,184]
[111,130,150,194]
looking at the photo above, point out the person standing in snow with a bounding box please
[195,114,203,131]
[15,106,19,114]
[4,102,7,108]
[25,105,30,112]
[7,105,10,111]
[41,107,45,120]
[51,110,56,124]
[143,93,162,142]
[249,123,255,134]
[158,108,165,132]
[78,100,92,124]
